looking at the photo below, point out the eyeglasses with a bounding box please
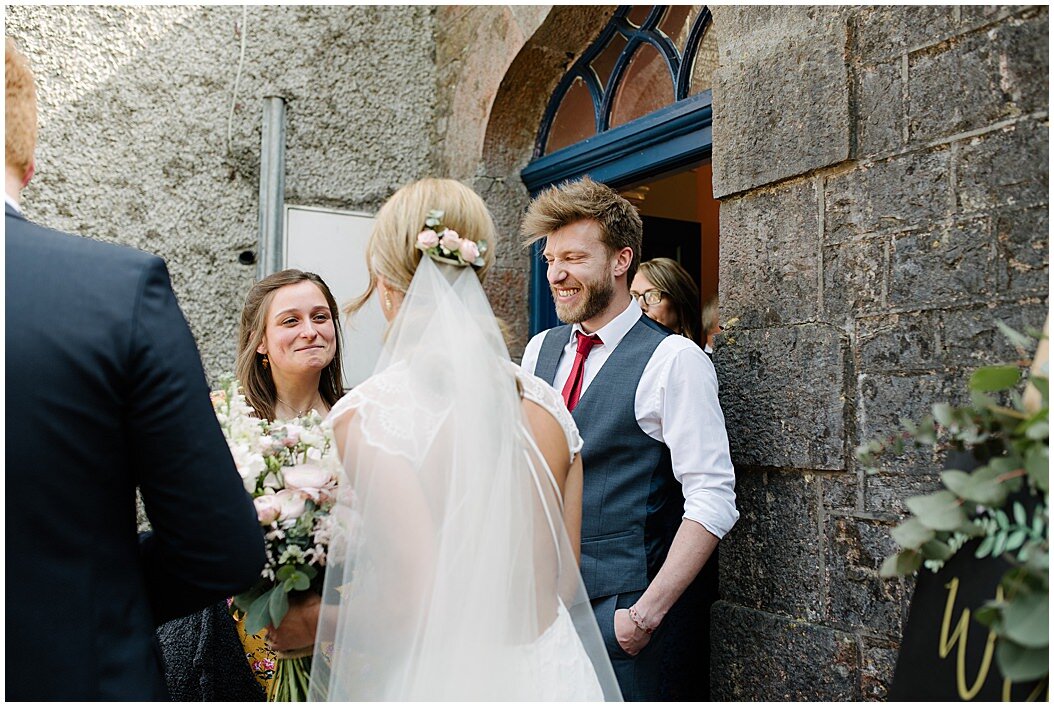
[630,288,664,306]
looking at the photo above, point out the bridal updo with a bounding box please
[345,178,498,316]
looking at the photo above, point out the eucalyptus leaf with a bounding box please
[941,467,1010,506]
[973,602,1003,628]
[1006,529,1028,552]
[1025,445,1049,492]
[1029,375,1049,402]
[995,509,1010,530]
[933,403,956,427]
[995,320,1034,351]
[291,570,311,591]
[880,550,921,578]
[976,534,996,559]
[245,588,274,635]
[921,539,955,561]
[1013,501,1028,527]
[1002,590,1049,648]
[970,365,1022,393]
[891,517,935,550]
[906,490,967,531]
[269,585,290,629]
[1026,420,1048,441]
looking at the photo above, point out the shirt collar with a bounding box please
[569,297,642,349]
[4,192,21,214]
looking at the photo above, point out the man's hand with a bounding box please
[265,592,321,653]
[614,608,653,656]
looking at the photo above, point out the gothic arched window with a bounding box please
[537,6,716,157]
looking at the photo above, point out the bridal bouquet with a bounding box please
[211,377,342,701]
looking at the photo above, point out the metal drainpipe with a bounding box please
[257,96,286,280]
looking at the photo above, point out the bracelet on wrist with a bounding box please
[628,605,655,634]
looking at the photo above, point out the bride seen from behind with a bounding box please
[308,178,621,701]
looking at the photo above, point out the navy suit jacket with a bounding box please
[5,203,266,700]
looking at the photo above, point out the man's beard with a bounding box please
[552,276,614,324]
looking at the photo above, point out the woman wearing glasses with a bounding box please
[631,257,716,355]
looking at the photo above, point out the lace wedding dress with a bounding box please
[308,257,620,701]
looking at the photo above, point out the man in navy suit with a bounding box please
[5,37,266,700]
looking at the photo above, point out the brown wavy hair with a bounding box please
[236,269,344,421]
[637,257,703,345]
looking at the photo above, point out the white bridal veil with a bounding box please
[309,257,620,701]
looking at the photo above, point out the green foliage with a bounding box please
[859,320,1048,685]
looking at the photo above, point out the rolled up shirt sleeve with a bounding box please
[637,339,739,539]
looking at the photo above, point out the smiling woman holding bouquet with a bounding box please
[158,269,344,702]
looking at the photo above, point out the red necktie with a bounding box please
[562,331,602,412]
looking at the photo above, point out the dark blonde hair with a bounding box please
[638,257,702,345]
[347,177,498,315]
[6,37,37,181]
[520,176,643,286]
[236,269,344,421]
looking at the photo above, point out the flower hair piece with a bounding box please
[415,209,487,268]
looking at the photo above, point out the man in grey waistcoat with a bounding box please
[519,177,738,701]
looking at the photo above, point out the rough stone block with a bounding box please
[956,119,1049,214]
[824,516,907,638]
[824,149,953,244]
[888,218,995,307]
[822,236,888,320]
[719,180,820,329]
[716,324,847,470]
[823,472,860,513]
[861,636,900,701]
[720,472,825,621]
[959,5,1036,28]
[856,311,941,374]
[864,472,943,518]
[712,7,851,197]
[854,59,906,158]
[854,5,957,63]
[857,372,966,474]
[907,12,1049,144]
[994,206,1049,295]
[938,300,1050,368]
[710,602,860,700]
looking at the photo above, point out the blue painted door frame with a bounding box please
[520,90,713,336]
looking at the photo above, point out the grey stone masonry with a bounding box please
[712,7,852,198]
[711,5,1047,700]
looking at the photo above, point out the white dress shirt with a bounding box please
[5,192,21,213]
[521,298,739,539]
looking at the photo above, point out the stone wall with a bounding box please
[6,5,437,378]
[710,5,1048,700]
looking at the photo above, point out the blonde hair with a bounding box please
[520,176,643,285]
[236,269,344,421]
[638,258,702,345]
[347,178,498,315]
[6,37,37,181]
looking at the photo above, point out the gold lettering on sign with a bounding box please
[938,577,1002,701]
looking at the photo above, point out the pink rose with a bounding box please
[458,239,480,263]
[440,229,462,252]
[417,229,439,248]
[283,463,335,492]
[274,488,310,520]
[253,495,281,525]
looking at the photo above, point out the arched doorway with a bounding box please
[520,5,719,341]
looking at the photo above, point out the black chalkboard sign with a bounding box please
[889,449,1047,702]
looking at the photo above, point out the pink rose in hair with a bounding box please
[417,229,439,248]
[458,239,480,263]
[440,229,462,253]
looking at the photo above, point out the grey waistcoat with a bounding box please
[534,315,683,599]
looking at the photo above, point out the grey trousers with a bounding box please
[591,590,668,701]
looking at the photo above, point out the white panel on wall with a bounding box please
[284,205,383,389]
